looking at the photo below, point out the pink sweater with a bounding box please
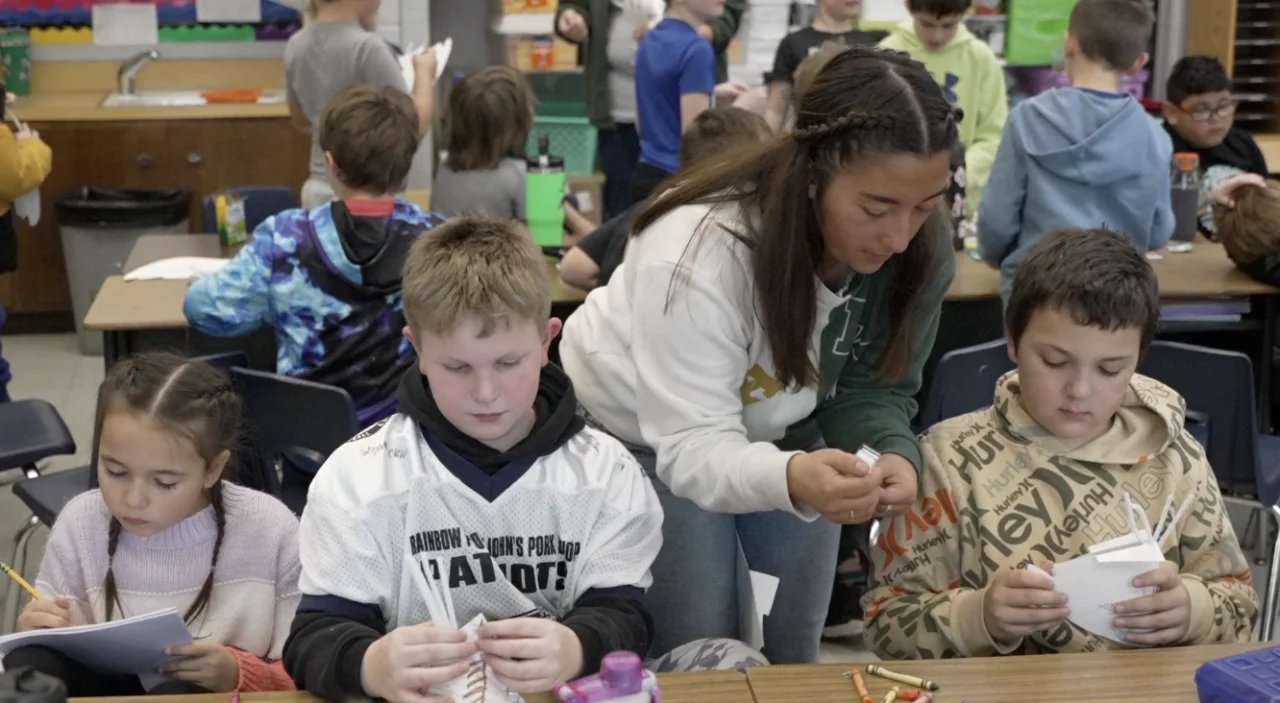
[35,482,302,692]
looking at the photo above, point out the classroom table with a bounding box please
[937,242,1280,429]
[82,235,587,370]
[74,669,754,703]
[746,641,1271,703]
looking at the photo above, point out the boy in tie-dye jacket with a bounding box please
[864,228,1257,659]
[185,85,444,427]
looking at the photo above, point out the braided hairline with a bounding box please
[792,112,895,143]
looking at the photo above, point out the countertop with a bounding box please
[11,92,290,122]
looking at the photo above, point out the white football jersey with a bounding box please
[298,414,663,628]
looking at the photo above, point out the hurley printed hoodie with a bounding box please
[864,371,1257,659]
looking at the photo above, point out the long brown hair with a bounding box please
[95,353,243,624]
[445,66,535,171]
[631,46,958,388]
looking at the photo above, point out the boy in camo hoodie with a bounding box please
[864,228,1257,659]
[185,84,444,427]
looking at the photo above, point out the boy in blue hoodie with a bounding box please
[977,0,1173,304]
[185,84,445,427]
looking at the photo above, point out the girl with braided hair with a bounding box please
[7,352,300,696]
[560,45,957,664]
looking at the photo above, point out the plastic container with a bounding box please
[0,29,31,96]
[526,133,567,247]
[1005,0,1079,67]
[1170,152,1200,246]
[525,116,597,175]
[1195,644,1280,702]
[554,651,660,703]
[55,188,192,355]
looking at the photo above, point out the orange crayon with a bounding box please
[853,670,872,703]
[898,689,922,700]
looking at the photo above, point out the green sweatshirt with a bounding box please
[880,21,1008,213]
[554,0,745,130]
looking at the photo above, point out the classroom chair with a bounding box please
[1264,503,1280,640]
[917,339,1013,432]
[230,368,359,514]
[200,186,300,235]
[0,400,76,633]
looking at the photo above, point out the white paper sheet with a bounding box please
[400,37,452,92]
[93,4,159,47]
[196,0,261,23]
[13,188,39,226]
[0,608,191,676]
[124,257,229,282]
[1030,537,1162,645]
[734,537,780,651]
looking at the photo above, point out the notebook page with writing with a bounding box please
[0,608,191,676]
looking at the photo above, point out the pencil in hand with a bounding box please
[0,561,44,600]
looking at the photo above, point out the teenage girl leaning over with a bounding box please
[560,46,958,663]
[6,353,301,696]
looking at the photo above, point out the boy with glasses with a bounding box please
[1163,56,1268,177]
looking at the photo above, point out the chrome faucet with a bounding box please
[117,50,159,96]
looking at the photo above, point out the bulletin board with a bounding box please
[0,1,301,44]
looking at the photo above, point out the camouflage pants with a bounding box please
[646,637,769,674]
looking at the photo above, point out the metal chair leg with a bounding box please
[3,515,41,635]
[1263,506,1280,641]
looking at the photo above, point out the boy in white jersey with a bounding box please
[283,216,761,701]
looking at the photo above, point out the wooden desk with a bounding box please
[747,642,1270,703]
[947,241,1279,301]
[83,235,585,368]
[79,670,753,703]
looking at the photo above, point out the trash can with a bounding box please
[56,188,192,355]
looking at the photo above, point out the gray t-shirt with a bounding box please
[431,158,527,220]
[606,11,639,123]
[284,21,407,180]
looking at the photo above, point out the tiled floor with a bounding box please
[0,333,1270,662]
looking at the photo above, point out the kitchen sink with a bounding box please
[101,90,287,108]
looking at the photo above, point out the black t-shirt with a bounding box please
[577,202,642,288]
[767,27,888,84]
[1164,123,1270,176]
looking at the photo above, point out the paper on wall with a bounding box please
[93,4,159,47]
[195,0,261,23]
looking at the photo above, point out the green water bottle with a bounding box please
[526,133,566,247]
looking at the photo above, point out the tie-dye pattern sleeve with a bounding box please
[1174,458,1259,645]
[184,221,276,337]
[864,437,1006,659]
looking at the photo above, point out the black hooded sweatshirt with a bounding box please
[283,364,655,700]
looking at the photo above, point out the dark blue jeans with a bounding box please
[0,300,10,403]
[598,123,640,220]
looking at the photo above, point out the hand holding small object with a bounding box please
[982,561,1070,646]
[1113,561,1191,645]
[15,123,36,141]
[161,640,240,692]
[360,622,474,702]
[17,597,72,631]
[411,47,438,83]
[873,453,919,519]
[558,9,589,43]
[786,448,883,524]
[477,617,584,693]
[1209,173,1266,208]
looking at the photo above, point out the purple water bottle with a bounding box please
[554,651,661,703]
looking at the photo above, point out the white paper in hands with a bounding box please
[410,554,523,703]
[1028,490,1194,644]
[400,37,452,92]
[13,188,39,225]
[0,607,191,676]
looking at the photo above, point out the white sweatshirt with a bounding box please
[560,202,850,517]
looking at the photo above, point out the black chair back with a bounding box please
[918,339,1012,431]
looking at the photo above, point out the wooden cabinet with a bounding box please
[0,118,308,314]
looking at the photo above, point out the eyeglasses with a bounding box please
[1174,99,1238,122]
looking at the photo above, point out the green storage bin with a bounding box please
[1005,0,1078,67]
[527,71,588,118]
[525,116,597,176]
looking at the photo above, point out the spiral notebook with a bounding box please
[0,608,191,677]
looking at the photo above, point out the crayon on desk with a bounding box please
[882,686,899,703]
[866,665,940,692]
